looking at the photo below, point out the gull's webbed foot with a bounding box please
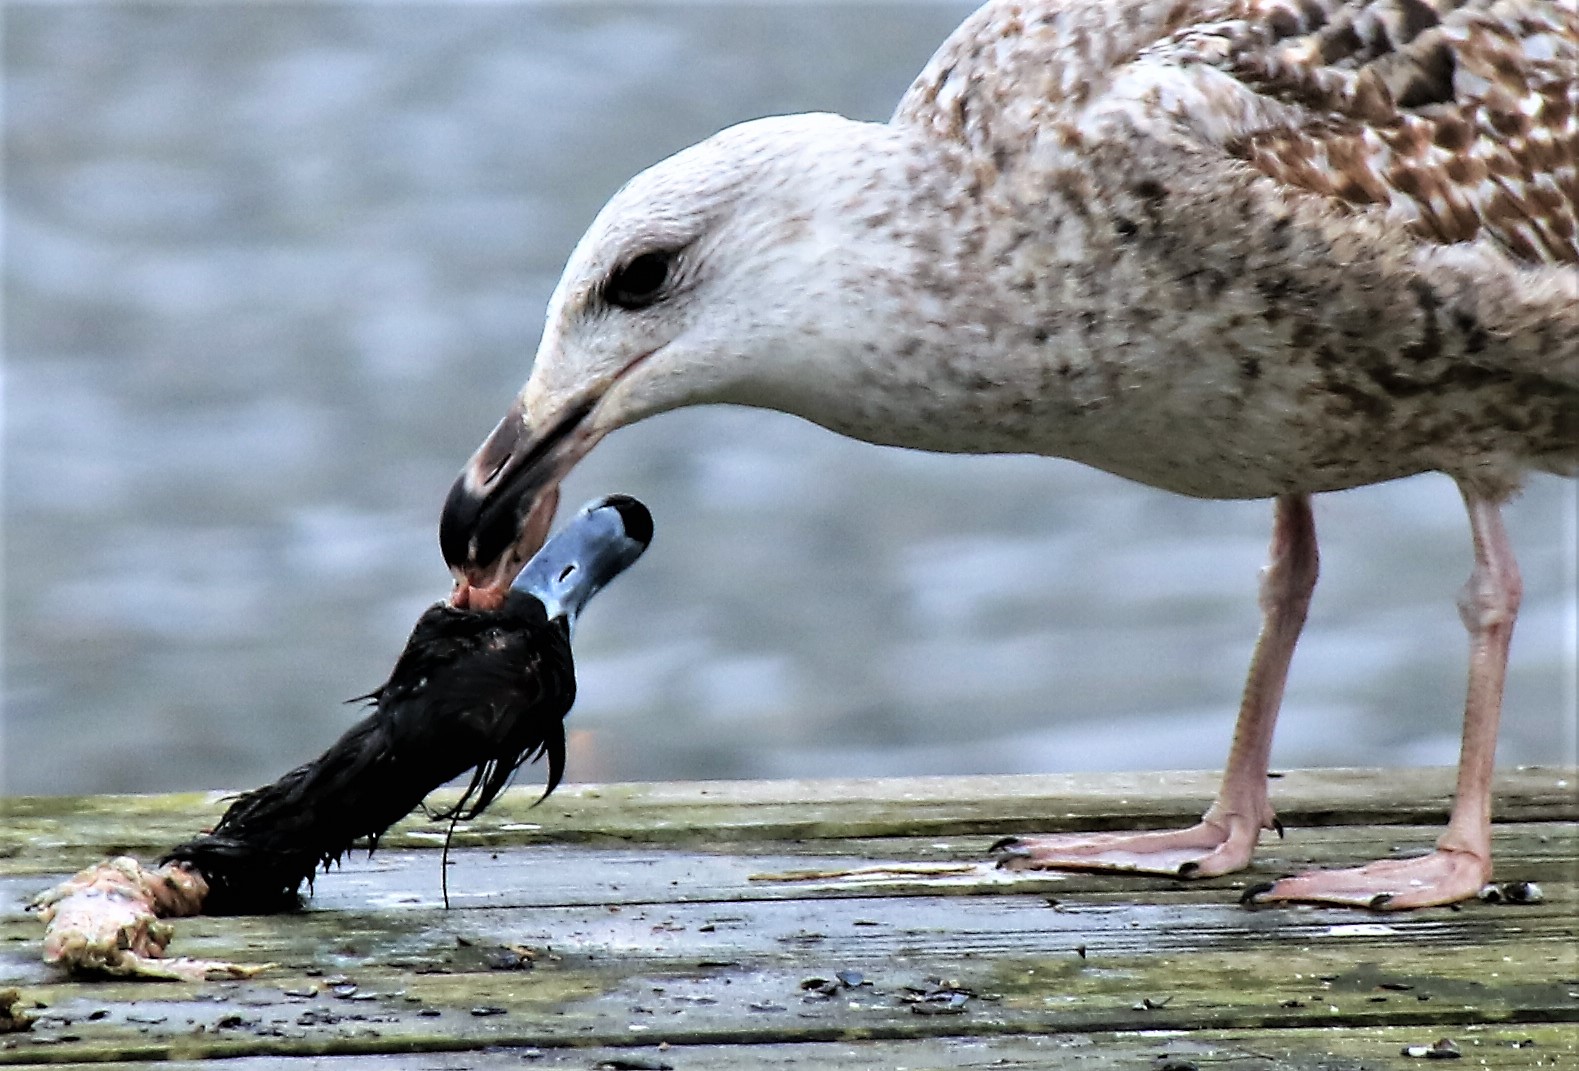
[989,809,1277,879]
[1241,846,1491,910]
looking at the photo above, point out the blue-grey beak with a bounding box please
[510,494,652,631]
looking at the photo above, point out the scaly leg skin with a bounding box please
[1244,488,1519,910]
[994,494,1318,879]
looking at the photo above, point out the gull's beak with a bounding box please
[439,395,605,608]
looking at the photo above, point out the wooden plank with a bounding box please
[2,771,1574,1066]
[14,1024,1573,1071]
[7,862,1576,978]
[5,821,1574,915]
[4,767,1575,873]
[3,940,1576,1065]
[2,882,1574,1060]
[2,943,1575,1064]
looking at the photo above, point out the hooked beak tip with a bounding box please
[438,472,485,573]
[439,396,599,585]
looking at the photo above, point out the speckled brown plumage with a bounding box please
[441,0,1577,911]
[899,0,1577,264]
[444,1,1578,510]
[1226,1,1577,263]
[883,0,1576,501]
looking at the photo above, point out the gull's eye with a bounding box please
[603,250,675,310]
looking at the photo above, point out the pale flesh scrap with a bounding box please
[31,856,272,981]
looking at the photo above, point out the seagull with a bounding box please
[439,0,1577,909]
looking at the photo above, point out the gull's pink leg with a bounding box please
[995,494,1317,878]
[1246,487,1518,909]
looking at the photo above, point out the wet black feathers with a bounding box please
[163,592,575,914]
[365,595,575,819]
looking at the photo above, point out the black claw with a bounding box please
[994,849,1033,870]
[987,836,1023,855]
[1240,881,1277,906]
[1368,893,1395,911]
[1177,861,1201,878]
[1273,818,1285,839]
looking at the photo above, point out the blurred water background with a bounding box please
[4,2,1575,798]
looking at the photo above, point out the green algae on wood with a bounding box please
[1,769,1575,1068]
[3,767,1575,873]
[14,1024,1569,1071]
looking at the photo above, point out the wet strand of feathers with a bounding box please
[162,593,575,914]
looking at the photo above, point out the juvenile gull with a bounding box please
[440,0,1578,909]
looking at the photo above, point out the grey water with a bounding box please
[4,2,1574,797]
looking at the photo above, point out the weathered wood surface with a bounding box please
[2,767,1576,1069]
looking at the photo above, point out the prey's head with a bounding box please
[510,494,652,632]
[440,113,911,601]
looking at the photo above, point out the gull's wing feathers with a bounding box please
[1155,0,1576,266]
[894,0,1577,413]
[897,0,1575,265]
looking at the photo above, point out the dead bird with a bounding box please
[162,493,651,913]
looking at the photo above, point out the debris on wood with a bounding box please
[0,989,34,1033]
[1401,1038,1462,1059]
[1477,880,1543,904]
[748,862,979,882]
[593,1058,675,1071]
[900,976,991,1016]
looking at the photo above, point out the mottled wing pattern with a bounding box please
[1181,0,1578,266]
[895,0,1207,144]
[896,0,1576,267]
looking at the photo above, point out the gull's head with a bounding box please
[441,113,911,603]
